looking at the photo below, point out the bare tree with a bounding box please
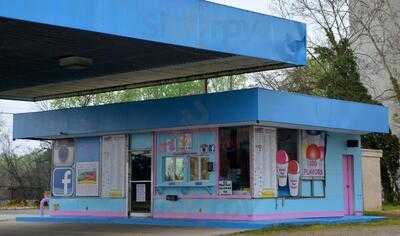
[254,0,400,131]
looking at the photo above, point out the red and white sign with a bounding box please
[301,131,325,179]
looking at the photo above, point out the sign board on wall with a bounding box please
[301,131,325,179]
[101,135,127,198]
[76,162,99,196]
[53,168,74,197]
[251,127,277,198]
[53,140,74,167]
[219,180,232,195]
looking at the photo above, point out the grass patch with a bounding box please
[230,218,400,236]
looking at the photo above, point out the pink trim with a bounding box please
[152,132,157,197]
[50,211,126,217]
[343,155,354,216]
[154,194,252,200]
[153,211,346,221]
[215,128,220,192]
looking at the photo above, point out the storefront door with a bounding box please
[130,149,152,215]
[343,155,354,215]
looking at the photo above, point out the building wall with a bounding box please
[48,130,363,220]
[153,132,363,220]
[49,137,127,217]
[362,149,383,211]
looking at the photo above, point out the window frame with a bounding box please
[189,155,210,182]
[218,126,252,197]
[163,156,185,183]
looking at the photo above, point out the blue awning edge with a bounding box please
[0,0,306,65]
[13,88,389,140]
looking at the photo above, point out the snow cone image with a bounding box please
[288,160,300,196]
[276,150,289,187]
[306,144,321,161]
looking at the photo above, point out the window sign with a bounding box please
[288,160,300,196]
[164,156,185,182]
[136,184,146,202]
[53,168,74,197]
[219,180,232,195]
[53,140,74,167]
[301,130,325,179]
[252,127,277,198]
[101,135,127,198]
[177,133,192,153]
[76,162,99,197]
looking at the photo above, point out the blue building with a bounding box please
[2,0,389,221]
[13,88,388,220]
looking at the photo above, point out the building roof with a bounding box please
[13,88,389,140]
[0,0,306,101]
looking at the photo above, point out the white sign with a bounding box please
[219,180,232,195]
[101,135,127,198]
[76,162,99,197]
[136,184,146,202]
[301,131,325,179]
[252,127,277,198]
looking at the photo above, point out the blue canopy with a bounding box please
[13,88,389,140]
[0,0,306,101]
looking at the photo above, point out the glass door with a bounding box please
[130,150,152,214]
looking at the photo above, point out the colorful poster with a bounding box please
[101,135,127,198]
[76,162,99,197]
[301,131,325,179]
[288,160,300,196]
[52,168,74,197]
[53,140,74,167]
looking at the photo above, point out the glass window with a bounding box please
[219,127,250,194]
[190,156,209,181]
[164,156,184,182]
[277,129,299,197]
[277,129,298,161]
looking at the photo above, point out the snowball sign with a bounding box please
[301,131,325,179]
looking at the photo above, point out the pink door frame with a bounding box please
[343,155,354,215]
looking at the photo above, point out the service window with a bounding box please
[164,156,184,182]
[190,156,209,181]
[219,126,250,195]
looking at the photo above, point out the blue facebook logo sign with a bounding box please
[53,168,74,197]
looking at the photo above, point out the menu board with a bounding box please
[251,127,277,198]
[101,135,127,198]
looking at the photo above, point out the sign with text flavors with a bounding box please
[301,131,325,179]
